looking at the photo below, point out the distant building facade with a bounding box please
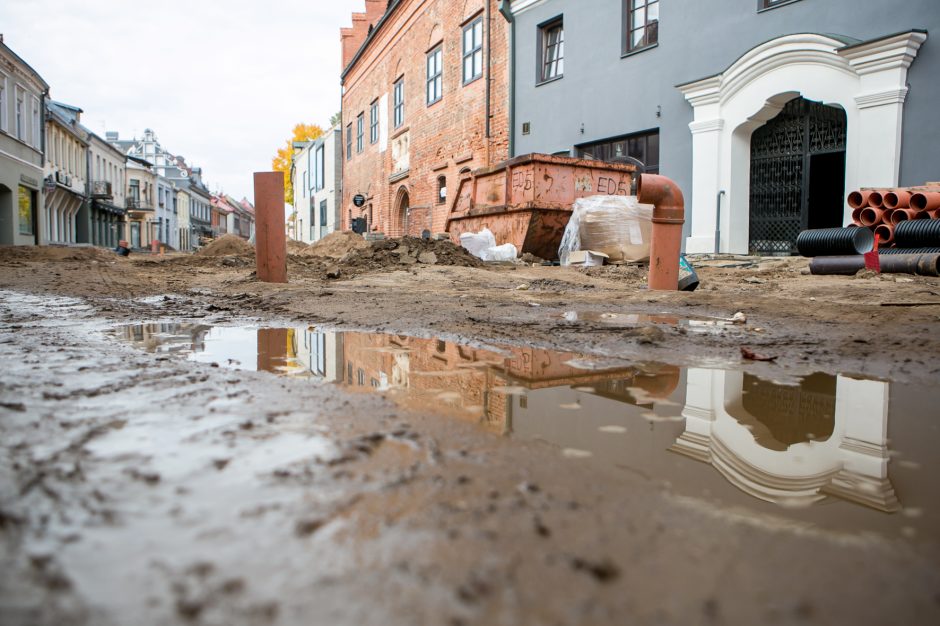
[86,130,127,248]
[291,127,343,243]
[0,36,46,246]
[507,0,937,254]
[43,101,88,245]
[340,0,509,237]
[124,155,156,249]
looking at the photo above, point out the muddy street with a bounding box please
[2,248,940,625]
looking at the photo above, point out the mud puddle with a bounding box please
[118,322,940,543]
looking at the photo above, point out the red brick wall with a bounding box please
[340,0,509,237]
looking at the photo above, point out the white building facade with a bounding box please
[0,37,46,246]
[43,101,87,244]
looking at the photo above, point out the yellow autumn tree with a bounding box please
[272,123,324,205]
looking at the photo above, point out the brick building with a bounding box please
[340,0,509,237]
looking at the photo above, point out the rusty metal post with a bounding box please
[253,171,287,283]
[637,173,685,291]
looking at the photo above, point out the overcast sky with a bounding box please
[2,0,362,201]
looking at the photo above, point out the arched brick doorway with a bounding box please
[393,185,410,236]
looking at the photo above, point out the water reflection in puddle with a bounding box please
[119,322,939,542]
[560,311,744,333]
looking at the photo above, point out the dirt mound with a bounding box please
[195,234,254,257]
[302,231,371,259]
[287,239,309,254]
[340,236,483,272]
[0,245,118,264]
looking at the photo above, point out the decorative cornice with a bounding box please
[838,30,928,75]
[689,119,724,135]
[854,87,909,110]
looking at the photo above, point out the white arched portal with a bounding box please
[678,31,927,254]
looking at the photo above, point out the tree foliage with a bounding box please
[272,123,324,205]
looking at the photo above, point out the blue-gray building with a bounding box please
[504,0,938,254]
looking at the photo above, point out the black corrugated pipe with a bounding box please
[894,219,940,248]
[881,247,940,254]
[809,253,940,276]
[796,227,874,257]
[499,0,515,157]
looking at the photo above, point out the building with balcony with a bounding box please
[110,128,178,249]
[186,167,213,246]
[0,36,47,246]
[43,100,88,244]
[85,130,127,248]
[123,155,156,249]
[340,0,510,237]
[507,0,938,254]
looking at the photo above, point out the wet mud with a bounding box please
[2,248,940,625]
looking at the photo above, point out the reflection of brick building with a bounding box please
[338,332,676,434]
[340,0,509,237]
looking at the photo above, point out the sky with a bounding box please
[2,0,363,201]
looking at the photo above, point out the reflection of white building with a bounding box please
[297,329,344,382]
[673,370,897,512]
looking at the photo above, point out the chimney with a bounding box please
[106,131,119,141]
[341,0,389,71]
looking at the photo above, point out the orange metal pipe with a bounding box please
[883,190,912,209]
[911,192,940,212]
[636,173,685,291]
[253,171,288,283]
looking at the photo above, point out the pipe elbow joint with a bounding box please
[637,174,685,225]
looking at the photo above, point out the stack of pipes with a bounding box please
[848,183,940,246]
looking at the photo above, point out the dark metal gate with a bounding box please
[748,97,847,254]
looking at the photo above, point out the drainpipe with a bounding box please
[715,189,725,253]
[499,0,514,158]
[484,0,493,166]
[637,174,686,291]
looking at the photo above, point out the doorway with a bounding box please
[394,187,410,236]
[748,97,847,255]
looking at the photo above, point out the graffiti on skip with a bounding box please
[595,176,631,196]
[512,171,534,192]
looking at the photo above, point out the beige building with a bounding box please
[124,156,156,249]
[0,36,47,245]
[176,187,191,251]
[43,100,88,244]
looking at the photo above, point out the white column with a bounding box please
[839,31,927,187]
[678,76,723,253]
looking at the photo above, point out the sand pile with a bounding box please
[302,231,372,259]
[195,234,254,257]
[338,236,483,271]
[0,245,117,263]
[287,239,309,254]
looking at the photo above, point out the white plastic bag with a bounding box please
[480,242,518,262]
[558,195,653,265]
[459,228,496,258]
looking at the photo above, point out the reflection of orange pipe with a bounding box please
[859,207,885,226]
[874,223,895,245]
[637,174,685,291]
[911,192,940,212]
[890,208,926,225]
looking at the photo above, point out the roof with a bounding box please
[0,39,50,91]
[341,0,402,81]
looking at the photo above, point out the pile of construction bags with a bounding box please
[558,195,654,266]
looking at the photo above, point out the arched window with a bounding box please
[437,176,447,205]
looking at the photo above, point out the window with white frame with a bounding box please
[356,112,364,153]
[370,100,379,143]
[393,78,405,128]
[462,17,484,84]
[31,96,40,148]
[539,17,564,83]
[15,87,25,141]
[0,74,7,132]
[314,144,325,191]
[427,45,443,105]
